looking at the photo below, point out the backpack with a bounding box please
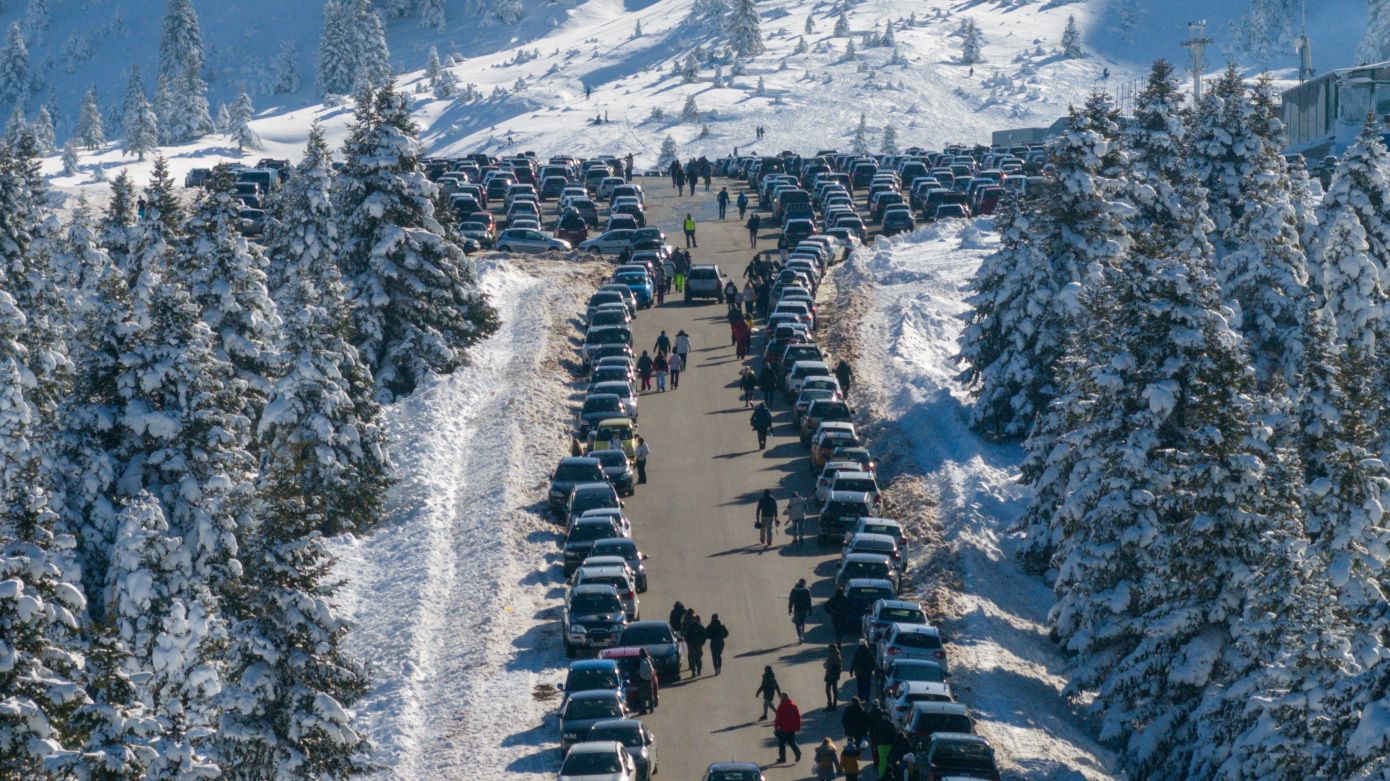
[815,746,837,770]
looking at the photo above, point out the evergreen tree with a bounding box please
[230,86,260,151]
[119,65,145,130]
[656,135,678,169]
[60,137,79,175]
[850,112,868,154]
[1061,14,1082,58]
[833,5,849,36]
[495,0,523,24]
[1360,0,1390,64]
[960,18,983,64]
[1188,66,1265,240]
[680,52,700,83]
[335,85,499,400]
[880,123,898,155]
[0,22,28,105]
[1317,196,1386,354]
[3,104,25,146]
[756,75,766,95]
[53,199,111,323]
[173,172,280,429]
[317,1,355,95]
[258,126,388,535]
[157,0,214,142]
[424,46,442,84]
[352,0,392,90]
[29,105,51,153]
[632,20,642,38]
[843,36,856,60]
[124,90,160,161]
[793,36,807,54]
[681,94,699,120]
[420,0,446,32]
[100,171,137,267]
[76,87,104,150]
[214,103,231,135]
[882,22,895,47]
[1310,116,1390,299]
[215,449,373,779]
[1124,60,1210,250]
[804,14,814,34]
[725,0,765,58]
[273,40,301,95]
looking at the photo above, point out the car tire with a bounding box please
[497,244,511,252]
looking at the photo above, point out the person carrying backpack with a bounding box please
[841,740,863,781]
[654,330,671,355]
[685,614,708,677]
[637,350,654,391]
[737,190,749,219]
[723,279,738,305]
[740,367,758,407]
[756,488,778,546]
[717,187,730,219]
[785,491,807,545]
[751,403,773,450]
[759,363,778,405]
[814,737,842,780]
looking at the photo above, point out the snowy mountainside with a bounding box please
[32,0,1368,188]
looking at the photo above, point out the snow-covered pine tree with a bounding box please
[0,22,28,105]
[335,85,500,400]
[680,52,700,82]
[1188,66,1265,240]
[419,0,445,33]
[712,63,724,88]
[851,112,868,154]
[1286,153,1321,249]
[261,128,388,532]
[119,65,144,128]
[725,0,765,58]
[173,171,280,428]
[632,20,642,38]
[1124,60,1206,244]
[756,75,766,95]
[157,0,214,142]
[960,18,983,64]
[317,1,354,96]
[880,123,898,154]
[99,171,137,267]
[123,90,159,161]
[1316,182,1389,354]
[215,448,373,779]
[495,0,523,24]
[60,137,78,175]
[657,135,678,169]
[1360,0,1390,64]
[804,14,814,34]
[881,22,895,47]
[1061,14,1081,58]
[52,199,110,324]
[843,36,856,60]
[273,40,301,95]
[833,5,849,36]
[3,105,25,147]
[793,36,807,54]
[29,106,51,153]
[681,94,699,120]
[1311,117,1390,301]
[229,86,260,151]
[76,87,104,150]
[44,620,160,781]
[424,46,442,85]
[351,0,392,90]
[213,103,230,135]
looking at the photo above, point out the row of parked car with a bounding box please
[739,179,1004,781]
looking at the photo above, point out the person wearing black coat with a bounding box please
[636,350,654,392]
[685,615,708,677]
[740,368,759,407]
[824,587,852,640]
[755,665,782,719]
[840,697,869,742]
[759,364,778,405]
[835,359,853,395]
[707,614,730,674]
[886,730,913,781]
[746,214,761,248]
[850,641,875,702]
[750,403,773,449]
[869,712,898,778]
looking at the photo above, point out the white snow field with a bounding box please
[829,223,1120,780]
[328,255,603,778]
[36,0,1367,190]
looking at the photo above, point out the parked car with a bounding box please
[589,380,638,418]
[816,491,875,544]
[843,578,897,625]
[495,228,571,253]
[880,658,949,709]
[565,482,624,529]
[915,733,1000,781]
[877,623,948,673]
[611,270,655,309]
[571,563,640,619]
[580,229,637,255]
[578,393,629,435]
[903,701,973,747]
[557,209,591,245]
[559,693,628,753]
[559,659,625,710]
[588,537,649,592]
[887,681,955,730]
[563,516,627,576]
[702,762,767,781]
[550,457,608,517]
[582,329,634,369]
[617,620,683,683]
[862,598,927,645]
[836,552,900,593]
[590,448,637,497]
[563,584,630,657]
[585,720,658,781]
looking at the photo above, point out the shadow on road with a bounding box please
[735,642,798,658]
[708,544,767,557]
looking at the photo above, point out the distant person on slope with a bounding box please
[835,359,853,395]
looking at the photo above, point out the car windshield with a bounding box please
[587,726,643,747]
[818,404,851,420]
[571,594,624,614]
[574,492,618,512]
[895,633,942,649]
[845,561,888,577]
[592,369,631,384]
[567,668,621,690]
[850,587,893,601]
[565,698,623,720]
[555,463,604,481]
[800,389,834,404]
[882,607,925,623]
[934,742,994,764]
[895,664,945,683]
[569,524,618,543]
[838,478,878,493]
[615,273,647,285]
[828,500,870,516]
[688,269,718,280]
[708,772,762,781]
[581,574,629,591]
[594,451,628,468]
[560,752,623,775]
[584,397,622,413]
[592,311,627,326]
[621,625,673,645]
[591,541,637,559]
[854,538,894,553]
[587,330,630,346]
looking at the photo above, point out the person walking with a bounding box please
[785,491,807,544]
[673,166,686,194]
[755,666,781,720]
[778,234,788,263]
[636,649,658,712]
[685,614,707,677]
[637,350,654,392]
[841,697,870,743]
[835,359,853,395]
[654,330,671,356]
[824,643,843,710]
[668,601,686,630]
[814,737,842,780]
[740,367,758,407]
[683,214,698,248]
[756,488,779,547]
[634,437,650,484]
[773,693,803,764]
[653,351,669,392]
[746,213,760,248]
[717,186,730,219]
[851,641,875,702]
[870,711,897,778]
[668,351,684,389]
[723,279,739,306]
[825,586,852,639]
[788,577,812,642]
[625,152,634,182]
[674,330,691,371]
[750,402,773,450]
[707,613,729,674]
[742,281,756,317]
[654,269,665,305]
[887,729,913,781]
[737,190,749,219]
[727,304,744,346]
[662,256,675,294]
[732,318,750,359]
[759,363,778,406]
[841,740,863,781]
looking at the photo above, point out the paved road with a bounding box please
[619,176,849,778]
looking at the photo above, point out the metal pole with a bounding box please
[1181,20,1212,101]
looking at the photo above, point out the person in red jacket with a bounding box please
[773,692,803,764]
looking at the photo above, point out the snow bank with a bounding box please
[829,225,1120,780]
[329,256,602,778]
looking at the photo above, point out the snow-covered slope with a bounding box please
[33,0,1368,188]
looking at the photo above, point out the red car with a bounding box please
[598,646,659,711]
[556,209,590,245]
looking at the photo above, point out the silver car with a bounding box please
[559,692,628,753]
[589,381,638,419]
[495,228,570,253]
[585,719,658,781]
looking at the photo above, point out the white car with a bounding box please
[580,229,637,255]
[495,228,570,253]
[886,680,955,730]
[817,470,881,506]
[784,360,832,397]
[559,741,638,781]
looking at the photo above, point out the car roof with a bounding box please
[625,619,671,629]
[850,533,898,545]
[899,681,952,696]
[569,658,619,671]
[560,457,603,466]
[835,471,876,481]
[876,599,922,611]
[592,537,637,549]
[890,623,941,637]
[911,702,970,716]
[573,481,616,493]
[576,564,630,578]
[567,740,625,754]
[595,417,635,427]
[888,657,945,672]
[928,732,987,745]
[589,718,643,731]
[592,381,632,391]
[584,393,622,401]
[842,552,892,564]
[707,762,762,771]
[569,689,623,701]
[571,583,621,596]
[847,578,895,589]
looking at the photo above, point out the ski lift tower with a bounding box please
[1296,0,1314,82]
[1181,20,1213,101]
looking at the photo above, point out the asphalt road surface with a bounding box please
[620,176,848,778]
